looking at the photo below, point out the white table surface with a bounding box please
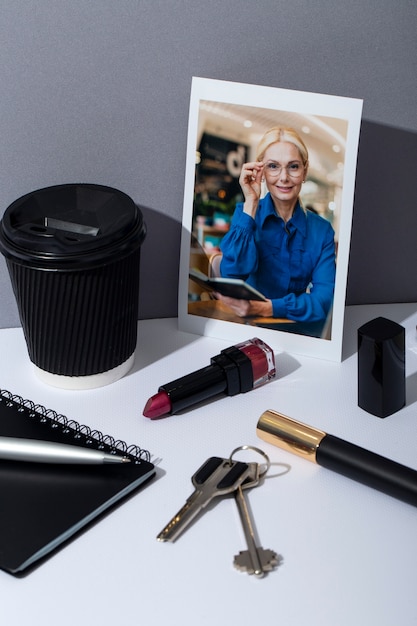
[1,303,417,626]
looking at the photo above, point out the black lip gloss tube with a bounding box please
[256,410,417,508]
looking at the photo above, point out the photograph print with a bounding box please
[179,78,363,361]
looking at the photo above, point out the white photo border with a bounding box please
[178,77,363,361]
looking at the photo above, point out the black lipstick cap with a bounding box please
[357,316,405,418]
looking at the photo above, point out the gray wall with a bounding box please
[1,0,416,328]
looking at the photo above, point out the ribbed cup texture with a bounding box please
[7,249,140,376]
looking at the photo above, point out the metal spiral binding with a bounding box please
[0,388,151,463]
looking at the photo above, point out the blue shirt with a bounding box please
[220,194,336,322]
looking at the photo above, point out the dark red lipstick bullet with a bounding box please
[143,338,276,419]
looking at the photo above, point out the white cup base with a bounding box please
[33,353,135,390]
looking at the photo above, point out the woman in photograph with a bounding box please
[217,126,336,327]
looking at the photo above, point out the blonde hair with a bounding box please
[256,126,309,166]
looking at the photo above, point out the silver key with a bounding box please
[157,456,252,542]
[233,463,280,577]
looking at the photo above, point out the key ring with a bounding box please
[228,445,271,478]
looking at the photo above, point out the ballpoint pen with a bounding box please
[0,437,131,464]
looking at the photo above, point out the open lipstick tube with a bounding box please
[143,338,276,419]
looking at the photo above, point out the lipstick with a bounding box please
[256,410,417,508]
[143,338,276,419]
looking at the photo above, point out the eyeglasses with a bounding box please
[264,160,305,180]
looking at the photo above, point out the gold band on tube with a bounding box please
[256,410,326,463]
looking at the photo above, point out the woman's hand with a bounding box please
[239,161,264,217]
[214,293,273,318]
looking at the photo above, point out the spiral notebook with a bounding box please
[0,389,155,575]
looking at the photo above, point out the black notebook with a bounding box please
[189,268,267,301]
[0,389,155,575]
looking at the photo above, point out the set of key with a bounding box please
[157,447,280,577]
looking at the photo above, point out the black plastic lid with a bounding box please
[0,184,146,269]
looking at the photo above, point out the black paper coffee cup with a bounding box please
[0,184,146,389]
